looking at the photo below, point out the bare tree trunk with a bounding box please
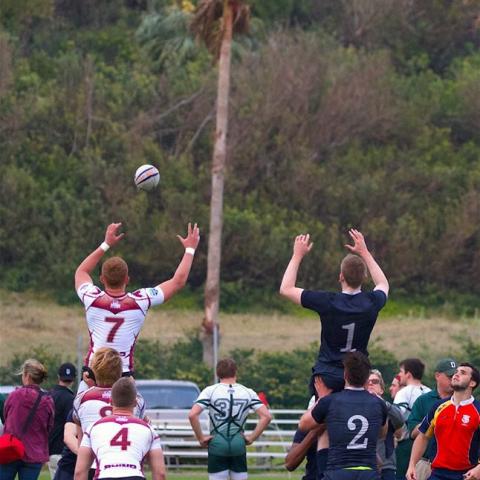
[202,0,233,366]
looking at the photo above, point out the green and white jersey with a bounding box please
[195,383,264,438]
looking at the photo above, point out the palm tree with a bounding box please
[191,0,250,366]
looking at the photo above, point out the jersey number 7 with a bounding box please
[105,317,125,342]
[110,428,131,450]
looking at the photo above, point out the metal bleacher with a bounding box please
[146,409,304,470]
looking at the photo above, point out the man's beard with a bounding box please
[452,382,468,392]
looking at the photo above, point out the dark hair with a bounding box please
[400,358,425,380]
[216,358,237,379]
[111,377,137,408]
[343,352,371,387]
[459,362,480,391]
[341,254,367,289]
[101,257,128,288]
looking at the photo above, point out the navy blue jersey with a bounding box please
[311,389,387,470]
[301,290,387,367]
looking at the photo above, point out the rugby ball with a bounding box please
[134,164,160,191]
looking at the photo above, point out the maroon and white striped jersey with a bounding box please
[77,283,164,373]
[73,386,146,433]
[81,415,162,479]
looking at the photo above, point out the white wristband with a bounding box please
[185,247,195,256]
[100,242,110,252]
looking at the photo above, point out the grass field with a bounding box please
[1,289,479,368]
[38,470,303,479]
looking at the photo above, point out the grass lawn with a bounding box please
[2,289,480,368]
[39,470,303,479]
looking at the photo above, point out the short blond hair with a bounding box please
[91,348,122,387]
[18,359,48,385]
[101,257,128,289]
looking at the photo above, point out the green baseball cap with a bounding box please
[435,358,457,376]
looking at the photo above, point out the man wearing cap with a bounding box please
[48,363,77,479]
[406,358,456,480]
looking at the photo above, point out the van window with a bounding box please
[136,385,199,409]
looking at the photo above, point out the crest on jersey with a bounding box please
[148,288,159,296]
[462,414,470,424]
[111,300,121,309]
[116,416,128,422]
[102,391,112,400]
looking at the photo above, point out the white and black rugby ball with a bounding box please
[134,164,160,191]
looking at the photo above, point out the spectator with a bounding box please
[53,410,78,480]
[407,358,456,480]
[48,363,77,479]
[394,358,431,480]
[0,359,55,480]
[389,375,403,400]
[367,369,405,480]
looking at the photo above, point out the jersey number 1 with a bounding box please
[340,323,357,352]
[105,317,125,342]
[110,428,131,450]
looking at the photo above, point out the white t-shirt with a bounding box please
[394,384,431,421]
[195,383,264,436]
[77,283,164,372]
[73,386,145,433]
[81,415,162,479]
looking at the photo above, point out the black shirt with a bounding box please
[301,290,387,367]
[311,389,387,470]
[56,410,77,475]
[49,384,75,455]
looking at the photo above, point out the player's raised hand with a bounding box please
[177,222,200,250]
[345,229,368,256]
[105,223,125,247]
[293,234,313,258]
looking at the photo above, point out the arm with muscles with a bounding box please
[156,223,200,303]
[345,229,389,296]
[147,449,166,480]
[279,234,313,305]
[75,223,125,290]
[188,404,212,447]
[405,433,430,480]
[243,405,272,445]
[285,425,325,472]
[74,446,94,480]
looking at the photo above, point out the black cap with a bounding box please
[58,363,77,381]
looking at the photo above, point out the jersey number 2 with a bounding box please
[347,415,369,449]
[105,317,125,342]
[110,428,131,450]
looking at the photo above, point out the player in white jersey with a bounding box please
[75,378,165,480]
[189,358,272,480]
[73,348,145,439]
[75,222,200,376]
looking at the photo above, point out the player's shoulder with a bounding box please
[77,386,112,405]
[77,282,104,297]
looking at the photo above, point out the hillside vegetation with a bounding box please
[2,2,480,308]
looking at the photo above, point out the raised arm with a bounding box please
[345,229,389,296]
[74,223,125,289]
[244,405,272,445]
[156,223,200,302]
[279,234,313,305]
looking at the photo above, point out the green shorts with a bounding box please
[207,433,247,474]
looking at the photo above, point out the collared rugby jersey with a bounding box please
[419,396,480,471]
[77,283,164,372]
[81,415,162,479]
[73,386,145,433]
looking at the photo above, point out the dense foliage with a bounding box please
[2,1,480,310]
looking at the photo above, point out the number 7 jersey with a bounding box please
[77,283,165,373]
